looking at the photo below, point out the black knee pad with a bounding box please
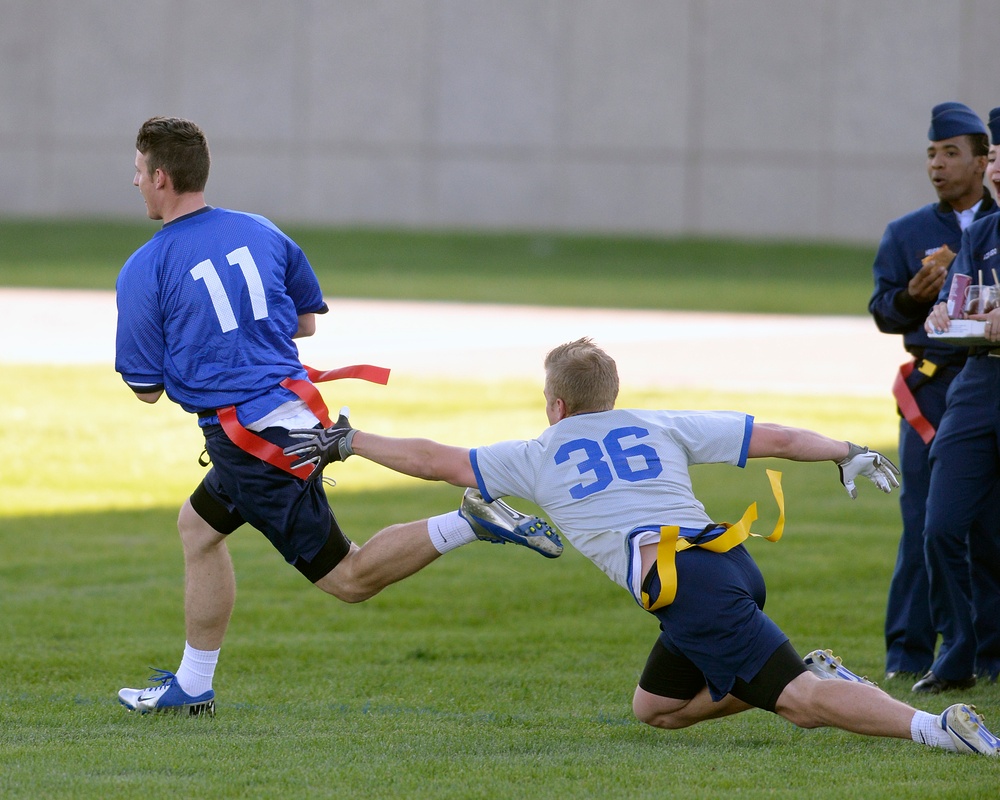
[190,480,244,535]
[294,513,352,583]
[730,640,807,712]
[638,638,707,700]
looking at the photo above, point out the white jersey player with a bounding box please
[285,337,999,757]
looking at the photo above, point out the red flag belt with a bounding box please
[891,359,935,445]
[216,363,390,479]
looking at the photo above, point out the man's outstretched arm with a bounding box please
[748,422,899,499]
[284,408,476,486]
[747,423,851,461]
[352,431,477,488]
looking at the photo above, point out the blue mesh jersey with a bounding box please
[115,207,329,426]
[470,408,753,592]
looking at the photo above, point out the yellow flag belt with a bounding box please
[640,469,785,612]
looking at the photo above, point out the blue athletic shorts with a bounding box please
[642,544,789,702]
[193,424,350,576]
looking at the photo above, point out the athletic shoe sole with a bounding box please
[460,488,563,558]
[118,695,216,717]
[941,704,1000,756]
[803,649,878,687]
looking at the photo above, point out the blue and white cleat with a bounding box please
[941,704,1000,756]
[803,649,878,687]
[118,668,216,717]
[460,488,563,559]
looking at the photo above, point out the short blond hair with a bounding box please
[543,337,619,415]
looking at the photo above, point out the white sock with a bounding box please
[910,710,958,751]
[174,642,220,697]
[427,511,477,554]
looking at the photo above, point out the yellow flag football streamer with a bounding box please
[641,469,785,612]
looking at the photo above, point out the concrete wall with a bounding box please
[2,0,998,242]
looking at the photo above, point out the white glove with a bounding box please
[837,442,900,499]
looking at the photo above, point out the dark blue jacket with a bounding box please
[869,188,997,360]
[939,211,1000,303]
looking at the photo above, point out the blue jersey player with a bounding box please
[868,102,1000,690]
[115,117,563,717]
[922,106,1000,693]
[288,338,999,756]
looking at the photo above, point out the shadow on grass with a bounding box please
[4,482,1000,798]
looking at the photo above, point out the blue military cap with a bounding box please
[989,107,1000,146]
[928,102,987,141]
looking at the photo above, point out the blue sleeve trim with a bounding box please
[469,449,494,502]
[737,415,754,468]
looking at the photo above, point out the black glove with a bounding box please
[283,406,357,477]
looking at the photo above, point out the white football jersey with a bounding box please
[471,408,753,593]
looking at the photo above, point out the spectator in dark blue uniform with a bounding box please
[920,106,1000,693]
[869,102,999,686]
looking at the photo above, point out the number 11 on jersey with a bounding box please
[190,246,270,333]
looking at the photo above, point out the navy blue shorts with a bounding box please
[641,544,789,702]
[190,424,351,581]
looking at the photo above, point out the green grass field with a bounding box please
[0,218,877,314]
[2,223,998,798]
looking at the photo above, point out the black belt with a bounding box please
[905,349,968,370]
